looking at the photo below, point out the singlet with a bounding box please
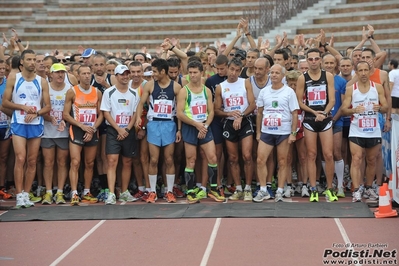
[256,84,299,135]
[250,75,271,116]
[389,68,399,98]
[100,86,138,129]
[349,81,381,138]
[11,73,43,125]
[64,74,74,88]
[70,85,98,130]
[220,78,249,120]
[90,73,112,94]
[240,67,249,79]
[0,77,8,128]
[147,80,175,121]
[205,74,227,101]
[183,85,208,123]
[43,82,69,138]
[369,68,382,85]
[330,75,347,127]
[303,70,329,117]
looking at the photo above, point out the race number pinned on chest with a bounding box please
[116,112,131,128]
[263,113,282,131]
[191,99,207,121]
[79,108,96,126]
[307,85,326,106]
[358,116,377,132]
[153,99,173,119]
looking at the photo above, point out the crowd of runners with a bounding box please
[0,20,397,208]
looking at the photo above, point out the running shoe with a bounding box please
[325,188,338,202]
[54,192,66,204]
[105,193,116,205]
[29,192,42,203]
[187,192,199,204]
[252,186,260,198]
[225,185,236,195]
[96,189,106,202]
[316,183,324,194]
[301,186,310,197]
[133,190,144,199]
[82,193,98,203]
[336,187,345,198]
[295,184,302,195]
[70,194,80,206]
[352,191,362,202]
[165,191,177,203]
[23,192,35,208]
[0,188,12,199]
[253,190,270,203]
[228,190,244,200]
[267,187,275,199]
[310,190,319,202]
[275,191,283,202]
[15,193,26,209]
[284,186,292,198]
[363,188,378,201]
[41,192,53,205]
[173,186,185,198]
[196,189,207,200]
[244,190,253,201]
[119,190,138,202]
[146,192,157,203]
[208,189,225,202]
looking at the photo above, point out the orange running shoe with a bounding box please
[146,192,157,203]
[0,188,12,199]
[165,191,177,203]
[134,190,144,199]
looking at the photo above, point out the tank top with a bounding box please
[70,85,98,128]
[349,81,381,138]
[11,73,43,125]
[220,78,249,120]
[369,68,382,85]
[147,80,175,121]
[43,82,69,138]
[183,85,208,122]
[303,70,329,116]
[250,75,271,116]
[64,74,74,88]
[90,73,112,94]
[0,77,8,128]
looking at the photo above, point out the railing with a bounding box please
[244,0,319,38]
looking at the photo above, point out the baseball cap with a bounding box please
[81,48,96,58]
[114,65,130,75]
[50,63,67,73]
[234,49,247,60]
[146,53,152,60]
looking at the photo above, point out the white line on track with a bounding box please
[200,218,222,266]
[49,220,106,266]
[334,218,362,266]
[0,211,8,217]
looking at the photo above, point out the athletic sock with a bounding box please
[166,174,174,193]
[149,175,157,192]
[335,160,345,188]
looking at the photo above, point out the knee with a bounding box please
[70,158,80,170]
[15,154,26,165]
[26,157,37,168]
[85,160,95,170]
[307,151,317,161]
[149,157,158,168]
[228,154,239,164]
[242,152,252,163]
[164,156,174,168]
[278,158,287,168]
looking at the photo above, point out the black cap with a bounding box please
[234,49,247,60]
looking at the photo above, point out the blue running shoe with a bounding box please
[267,187,275,199]
[253,186,260,198]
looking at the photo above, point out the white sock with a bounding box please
[260,186,267,193]
[235,185,243,191]
[196,183,202,188]
[244,184,251,190]
[138,186,145,192]
[46,190,52,195]
[166,174,174,193]
[201,186,207,192]
[335,160,345,188]
[277,187,284,194]
[145,188,151,192]
[83,189,90,195]
[57,189,63,193]
[71,190,78,196]
[149,175,157,192]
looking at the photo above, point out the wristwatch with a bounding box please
[322,112,328,117]
[291,131,297,137]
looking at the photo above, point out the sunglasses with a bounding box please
[308,57,321,62]
[58,59,67,63]
[229,53,235,56]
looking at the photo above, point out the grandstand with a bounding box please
[0,0,397,56]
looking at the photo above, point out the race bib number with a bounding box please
[307,85,326,106]
[115,113,131,128]
[79,108,96,126]
[263,113,282,130]
[358,117,377,132]
[153,99,173,119]
[50,110,63,122]
[19,105,37,116]
[191,100,207,121]
[226,96,244,107]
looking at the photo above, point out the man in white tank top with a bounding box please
[214,57,256,201]
[341,61,389,203]
[2,49,51,209]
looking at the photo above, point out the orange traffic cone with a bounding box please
[375,183,398,218]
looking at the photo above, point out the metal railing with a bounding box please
[244,0,319,38]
